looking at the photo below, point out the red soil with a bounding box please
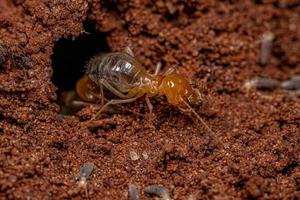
[0,0,300,199]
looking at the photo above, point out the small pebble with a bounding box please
[129,150,140,161]
[187,193,197,200]
[144,185,171,200]
[142,151,149,160]
[128,184,140,200]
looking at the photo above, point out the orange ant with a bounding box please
[76,47,214,134]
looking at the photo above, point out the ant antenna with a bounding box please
[181,99,215,135]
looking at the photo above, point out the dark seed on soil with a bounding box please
[77,163,94,198]
[260,32,275,65]
[244,77,280,90]
[128,184,140,200]
[79,163,94,180]
[144,185,171,200]
[280,75,300,90]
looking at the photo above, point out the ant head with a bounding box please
[76,75,98,102]
[160,74,213,134]
[160,74,201,106]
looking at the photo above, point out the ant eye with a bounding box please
[167,81,175,88]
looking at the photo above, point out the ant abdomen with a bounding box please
[86,52,146,93]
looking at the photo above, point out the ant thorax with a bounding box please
[128,73,162,97]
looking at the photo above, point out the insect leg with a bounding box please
[154,62,162,75]
[99,81,104,106]
[70,100,95,107]
[181,99,215,135]
[145,95,153,124]
[99,79,130,99]
[164,67,175,75]
[90,97,139,120]
[124,46,134,57]
[178,107,190,113]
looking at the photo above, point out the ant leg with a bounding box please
[178,107,189,113]
[145,95,153,126]
[164,67,175,75]
[124,46,134,57]
[99,82,104,106]
[193,88,203,100]
[99,79,131,99]
[90,97,139,120]
[181,99,215,135]
[70,100,96,107]
[154,62,162,75]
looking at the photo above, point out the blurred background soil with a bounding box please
[0,0,300,199]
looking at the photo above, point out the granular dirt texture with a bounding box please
[1,0,300,199]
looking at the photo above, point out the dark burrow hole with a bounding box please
[51,21,110,114]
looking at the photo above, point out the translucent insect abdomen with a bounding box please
[86,52,146,93]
